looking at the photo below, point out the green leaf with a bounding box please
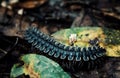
[52,27,120,57]
[10,54,71,78]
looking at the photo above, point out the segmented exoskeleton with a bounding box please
[24,26,107,72]
[24,27,106,61]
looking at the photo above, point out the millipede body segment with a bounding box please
[24,27,106,62]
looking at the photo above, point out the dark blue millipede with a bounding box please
[24,27,106,62]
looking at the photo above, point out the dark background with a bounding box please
[0,0,120,78]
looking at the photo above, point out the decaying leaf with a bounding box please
[52,27,120,57]
[10,54,71,78]
[17,0,47,9]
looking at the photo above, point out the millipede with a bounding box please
[24,26,108,72]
